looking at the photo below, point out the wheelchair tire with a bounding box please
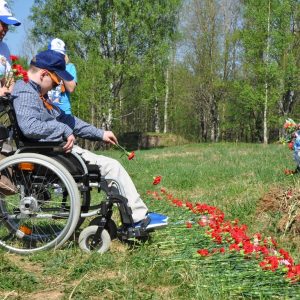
[78,226,111,254]
[0,153,81,254]
[89,218,118,240]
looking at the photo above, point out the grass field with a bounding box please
[1,143,300,299]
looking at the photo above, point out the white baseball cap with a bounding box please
[0,0,21,26]
[48,38,66,55]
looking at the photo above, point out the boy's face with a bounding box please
[0,21,8,41]
[40,70,60,93]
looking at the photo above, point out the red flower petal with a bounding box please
[152,176,162,185]
[197,249,209,256]
[10,55,19,61]
[128,151,135,160]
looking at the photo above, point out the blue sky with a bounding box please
[5,0,35,56]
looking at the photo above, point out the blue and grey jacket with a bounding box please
[12,80,104,142]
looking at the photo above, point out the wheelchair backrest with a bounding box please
[0,125,9,141]
[0,94,64,149]
[0,94,30,148]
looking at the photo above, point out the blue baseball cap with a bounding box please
[30,50,74,81]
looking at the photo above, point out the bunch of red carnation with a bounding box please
[5,55,29,88]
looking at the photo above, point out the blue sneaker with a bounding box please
[147,212,168,222]
[134,213,168,230]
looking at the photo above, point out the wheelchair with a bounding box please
[0,94,151,254]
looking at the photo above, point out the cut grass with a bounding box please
[0,143,300,299]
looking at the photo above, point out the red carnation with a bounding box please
[288,141,294,150]
[186,221,192,228]
[284,169,296,175]
[197,249,209,256]
[128,151,135,160]
[153,176,162,185]
[10,55,19,62]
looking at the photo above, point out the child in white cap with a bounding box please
[48,38,77,115]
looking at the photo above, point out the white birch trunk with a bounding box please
[163,66,169,133]
[153,64,160,133]
[263,0,271,144]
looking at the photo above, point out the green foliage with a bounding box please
[30,0,182,133]
[27,0,300,143]
[239,0,300,138]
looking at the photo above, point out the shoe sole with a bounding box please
[134,222,168,230]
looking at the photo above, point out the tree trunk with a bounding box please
[263,0,271,144]
[153,64,160,133]
[163,66,169,133]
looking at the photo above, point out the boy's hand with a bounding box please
[0,86,11,96]
[64,134,75,152]
[103,131,118,145]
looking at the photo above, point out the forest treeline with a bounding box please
[28,0,300,144]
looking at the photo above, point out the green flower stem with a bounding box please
[114,143,129,154]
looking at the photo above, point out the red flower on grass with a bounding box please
[197,249,209,256]
[229,243,240,251]
[219,247,225,254]
[259,256,279,272]
[153,176,162,185]
[288,141,294,150]
[186,221,192,228]
[284,169,296,175]
[287,264,300,282]
[146,186,300,283]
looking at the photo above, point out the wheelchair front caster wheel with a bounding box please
[78,226,111,254]
[89,218,118,240]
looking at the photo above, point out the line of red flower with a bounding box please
[146,188,300,283]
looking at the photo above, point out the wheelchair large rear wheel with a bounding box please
[0,153,81,254]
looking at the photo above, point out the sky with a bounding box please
[5,0,35,56]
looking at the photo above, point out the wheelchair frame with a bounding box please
[0,94,150,254]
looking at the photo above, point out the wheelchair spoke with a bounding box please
[0,153,80,253]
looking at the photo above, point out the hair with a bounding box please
[28,65,41,73]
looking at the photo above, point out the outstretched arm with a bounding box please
[103,131,118,145]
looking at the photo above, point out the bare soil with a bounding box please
[257,186,300,235]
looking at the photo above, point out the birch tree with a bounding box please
[242,0,300,142]
[30,0,181,133]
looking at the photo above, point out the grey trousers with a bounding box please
[72,145,148,222]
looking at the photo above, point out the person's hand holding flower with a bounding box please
[6,55,28,87]
[0,55,29,95]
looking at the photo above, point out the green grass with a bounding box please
[1,143,300,299]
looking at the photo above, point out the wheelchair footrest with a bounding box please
[117,226,152,241]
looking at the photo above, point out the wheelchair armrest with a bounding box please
[18,141,67,153]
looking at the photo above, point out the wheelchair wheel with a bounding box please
[89,218,118,240]
[0,153,81,254]
[78,226,111,254]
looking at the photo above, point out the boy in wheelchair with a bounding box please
[5,49,167,253]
